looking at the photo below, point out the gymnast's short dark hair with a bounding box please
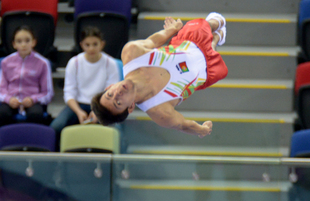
[91,90,129,126]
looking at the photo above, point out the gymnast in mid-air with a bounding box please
[91,12,228,138]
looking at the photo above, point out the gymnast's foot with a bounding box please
[206,12,227,46]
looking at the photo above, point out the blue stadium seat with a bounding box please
[290,129,310,157]
[0,123,56,152]
[298,0,310,29]
[74,0,132,23]
[289,129,310,199]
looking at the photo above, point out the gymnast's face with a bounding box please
[99,81,136,114]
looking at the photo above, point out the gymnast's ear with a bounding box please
[128,102,135,113]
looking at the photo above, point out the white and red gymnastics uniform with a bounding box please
[123,19,228,112]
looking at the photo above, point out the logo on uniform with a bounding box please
[188,22,199,26]
[28,70,37,76]
[176,61,189,74]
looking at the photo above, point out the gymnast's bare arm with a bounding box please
[121,17,183,65]
[146,102,213,138]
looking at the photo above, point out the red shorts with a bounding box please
[169,19,228,90]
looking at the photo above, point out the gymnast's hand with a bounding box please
[198,121,213,138]
[164,17,183,32]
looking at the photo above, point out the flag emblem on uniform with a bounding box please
[176,62,189,74]
[179,62,189,73]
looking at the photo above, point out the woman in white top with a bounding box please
[50,26,120,151]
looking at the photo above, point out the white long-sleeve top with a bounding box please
[64,52,120,104]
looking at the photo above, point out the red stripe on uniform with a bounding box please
[164,90,178,97]
[186,88,192,96]
[149,52,155,65]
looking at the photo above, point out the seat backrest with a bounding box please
[290,129,310,157]
[75,12,128,59]
[290,129,310,188]
[301,19,310,61]
[295,62,310,95]
[60,124,120,153]
[1,11,55,57]
[0,0,58,25]
[299,0,310,28]
[297,85,310,129]
[0,123,56,152]
[74,0,131,23]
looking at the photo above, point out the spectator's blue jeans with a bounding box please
[50,103,91,151]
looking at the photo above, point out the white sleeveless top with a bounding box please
[123,41,207,112]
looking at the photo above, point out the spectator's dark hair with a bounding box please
[80,26,104,41]
[91,90,129,126]
[12,25,36,42]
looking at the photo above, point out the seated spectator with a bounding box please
[0,25,54,126]
[50,26,120,151]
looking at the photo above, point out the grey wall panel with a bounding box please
[176,88,293,112]
[136,0,299,14]
[122,120,293,148]
[222,56,296,80]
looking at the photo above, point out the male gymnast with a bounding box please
[91,12,228,138]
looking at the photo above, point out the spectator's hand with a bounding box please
[77,110,88,124]
[164,17,183,32]
[22,97,33,108]
[88,111,98,124]
[9,97,20,109]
